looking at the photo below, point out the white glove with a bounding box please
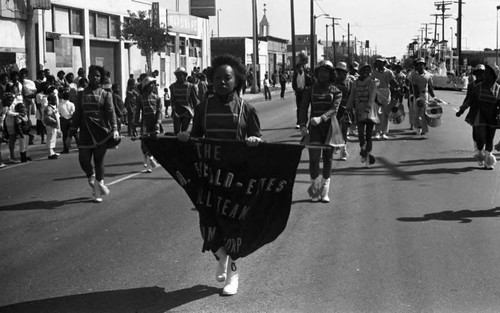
[112,130,120,140]
[310,116,322,126]
[246,136,261,146]
[177,131,190,142]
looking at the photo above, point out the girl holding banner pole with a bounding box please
[299,60,342,203]
[177,54,261,296]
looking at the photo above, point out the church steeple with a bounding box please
[259,4,269,37]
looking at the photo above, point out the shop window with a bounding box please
[89,13,96,37]
[71,10,82,35]
[110,16,119,39]
[54,7,70,34]
[46,38,55,53]
[97,14,109,38]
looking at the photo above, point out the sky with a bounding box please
[208,0,500,59]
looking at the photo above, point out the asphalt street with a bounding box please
[2,87,500,313]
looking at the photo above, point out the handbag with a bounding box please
[325,116,345,147]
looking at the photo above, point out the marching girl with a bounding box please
[177,54,261,296]
[467,64,500,169]
[299,60,342,202]
[346,63,380,168]
[70,65,120,202]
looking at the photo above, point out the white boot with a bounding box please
[475,150,485,167]
[150,156,159,169]
[222,258,239,296]
[485,151,497,169]
[97,180,110,196]
[307,177,321,202]
[93,181,102,203]
[88,174,96,196]
[320,178,330,203]
[145,155,152,173]
[214,247,229,282]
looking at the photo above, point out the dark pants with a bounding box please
[78,144,108,181]
[60,117,77,151]
[295,90,304,125]
[476,126,496,152]
[358,121,375,153]
[173,114,191,134]
[280,82,286,98]
[264,86,271,100]
[308,148,333,179]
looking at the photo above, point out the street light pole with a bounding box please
[310,13,329,71]
[217,9,222,37]
[326,17,340,65]
[497,5,500,66]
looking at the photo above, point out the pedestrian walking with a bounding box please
[125,79,139,137]
[135,76,163,173]
[177,54,262,296]
[334,62,353,160]
[292,63,313,128]
[70,65,120,202]
[409,58,435,137]
[169,67,199,134]
[279,68,287,99]
[372,58,397,140]
[263,73,272,100]
[465,64,500,169]
[299,60,342,202]
[346,63,380,168]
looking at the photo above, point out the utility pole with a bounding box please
[326,17,341,65]
[325,24,329,60]
[457,0,462,73]
[290,0,296,71]
[347,23,351,64]
[310,0,314,71]
[251,0,258,93]
[434,1,453,61]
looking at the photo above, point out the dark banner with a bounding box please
[144,137,303,259]
[190,0,216,18]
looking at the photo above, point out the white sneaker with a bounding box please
[98,180,110,196]
[93,182,102,203]
[88,174,96,196]
[374,133,381,140]
[381,134,389,140]
[222,260,239,296]
[150,156,159,168]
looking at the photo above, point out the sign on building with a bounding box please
[151,2,160,28]
[190,0,215,19]
[32,0,51,10]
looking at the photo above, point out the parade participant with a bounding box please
[292,63,313,128]
[197,73,208,104]
[410,58,435,137]
[466,64,500,169]
[169,67,199,134]
[299,60,342,202]
[1,92,20,164]
[58,88,77,153]
[372,58,397,140]
[43,93,61,159]
[263,73,272,100]
[349,61,360,79]
[279,68,287,99]
[346,63,380,168]
[456,64,485,157]
[177,54,262,296]
[334,62,353,160]
[392,63,407,104]
[70,65,120,202]
[135,76,162,173]
[125,79,139,137]
[111,83,126,134]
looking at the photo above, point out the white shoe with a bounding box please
[475,150,485,167]
[381,134,389,140]
[93,181,102,203]
[150,156,159,168]
[320,178,330,203]
[374,133,381,140]
[88,174,96,196]
[485,151,497,169]
[97,180,110,196]
[222,260,239,296]
[340,147,348,160]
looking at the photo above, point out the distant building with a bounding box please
[287,34,324,69]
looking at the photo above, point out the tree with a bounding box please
[121,10,171,74]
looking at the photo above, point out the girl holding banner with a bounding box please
[177,54,261,296]
[299,60,342,203]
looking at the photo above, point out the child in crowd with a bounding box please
[43,93,61,159]
[13,102,32,162]
[58,88,77,153]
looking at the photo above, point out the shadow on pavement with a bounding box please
[397,207,500,224]
[0,285,220,313]
[0,197,92,211]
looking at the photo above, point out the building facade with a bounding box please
[0,0,212,96]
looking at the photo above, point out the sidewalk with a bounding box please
[240,83,294,102]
